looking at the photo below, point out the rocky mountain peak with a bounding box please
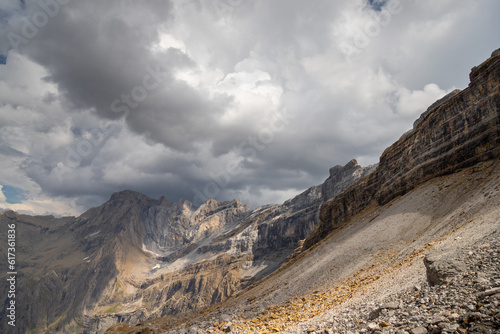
[158,195,172,207]
[195,198,249,216]
[322,159,376,202]
[328,158,358,177]
[108,189,155,205]
[279,159,375,215]
[171,198,194,211]
[200,197,219,209]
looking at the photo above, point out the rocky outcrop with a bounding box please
[332,233,500,334]
[412,89,461,129]
[304,49,500,250]
[322,159,376,202]
[424,249,467,286]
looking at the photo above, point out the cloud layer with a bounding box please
[1,0,499,215]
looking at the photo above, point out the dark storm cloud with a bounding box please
[9,0,232,153]
[1,0,499,215]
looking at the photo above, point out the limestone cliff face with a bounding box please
[304,49,500,250]
[141,198,250,255]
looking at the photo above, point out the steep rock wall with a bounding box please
[304,50,500,250]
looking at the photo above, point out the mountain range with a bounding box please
[1,49,499,334]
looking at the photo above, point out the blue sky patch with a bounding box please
[1,184,27,204]
[0,55,6,65]
[368,0,387,11]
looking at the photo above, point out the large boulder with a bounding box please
[423,250,466,286]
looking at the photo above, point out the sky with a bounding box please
[0,0,499,216]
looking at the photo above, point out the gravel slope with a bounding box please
[105,160,500,333]
[186,160,500,333]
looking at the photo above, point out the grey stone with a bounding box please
[481,287,500,297]
[219,314,232,323]
[382,301,399,310]
[410,326,428,334]
[463,312,483,323]
[187,325,199,334]
[428,316,446,325]
[369,308,382,320]
[424,250,467,286]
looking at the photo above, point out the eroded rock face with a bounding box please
[141,199,250,255]
[322,159,376,202]
[412,89,462,129]
[304,49,500,250]
[141,254,248,318]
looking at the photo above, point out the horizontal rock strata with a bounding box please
[304,50,500,250]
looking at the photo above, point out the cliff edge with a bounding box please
[304,49,500,250]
